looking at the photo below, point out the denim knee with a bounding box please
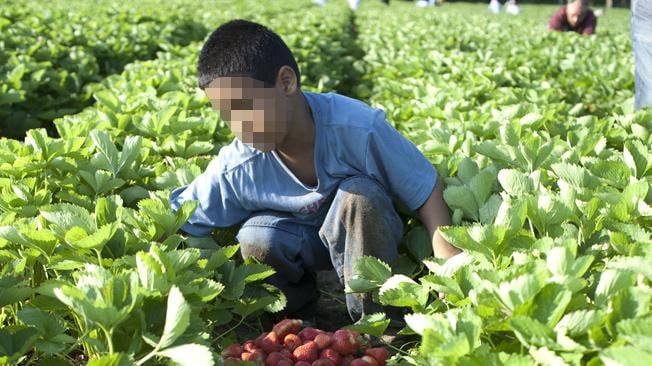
[236,212,305,283]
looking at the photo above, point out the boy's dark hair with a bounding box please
[198,19,301,89]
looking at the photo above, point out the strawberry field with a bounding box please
[0,0,650,365]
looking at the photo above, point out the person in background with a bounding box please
[314,0,389,10]
[488,0,520,15]
[416,0,438,7]
[632,0,652,110]
[548,0,597,35]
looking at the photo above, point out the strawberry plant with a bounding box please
[346,2,651,365]
[1,1,648,365]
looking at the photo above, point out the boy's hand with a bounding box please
[418,180,461,259]
[432,229,461,259]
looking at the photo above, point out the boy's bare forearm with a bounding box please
[417,180,461,259]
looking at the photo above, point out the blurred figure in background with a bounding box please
[313,0,389,10]
[548,0,597,35]
[416,0,438,7]
[632,0,652,110]
[488,0,520,15]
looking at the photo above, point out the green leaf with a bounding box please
[40,203,93,236]
[344,313,391,338]
[594,269,636,307]
[346,277,379,293]
[18,307,66,339]
[420,274,464,299]
[551,163,600,189]
[93,90,120,113]
[0,286,33,308]
[555,310,602,337]
[529,284,572,328]
[91,130,120,176]
[590,160,631,189]
[405,313,448,336]
[64,223,117,250]
[528,347,567,366]
[95,195,123,227]
[444,185,478,221]
[546,246,573,277]
[158,286,191,349]
[474,141,513,163]
[510,316,555,348]
[469,169,496,205]
[0,326,39,361]
[601,346,652,366]
[354,256,392,284]
[204,245,239,270]
[498,169,533,197]
[623,140,650,178]
[236,262,275,283]
[479,194,502,224]
[457,158,479,185]
[157,343,214,366]
[87,353,135,366]
[404,226,432,261]
[117,136,142,175]
[379,274,428,308]
[136,251,170,294]
[495,271,545,312]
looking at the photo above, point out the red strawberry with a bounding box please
[273,318,303,339]
[280,348,293,359]
[313,334,331,349]
[312,359,335,366]
[256,332,269,348]
[298,327,321,342]
[242,349,266,365]
[296,362,312,366]
[341,355,355,366]
[261,331,282,353]
[244,340,257,352]
[320,349,341,365]
[266,351,288,366]
[284,333,303,352]
[364,347,389,365]
[293,340,319,363]
[222,343,242,358]
[331,330,361,355]
[351,356,379,366]
[223,356,241,365]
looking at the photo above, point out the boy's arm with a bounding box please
[169,157,250,236]
[417,178,461,259]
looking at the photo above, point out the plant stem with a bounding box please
[99,324,114,354]
[136,348,159,366]
[94,248,104,267]
[212,316,245,344]
[379,336,409,355]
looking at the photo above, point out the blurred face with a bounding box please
[205,76,290,152]
[566,1,587,27]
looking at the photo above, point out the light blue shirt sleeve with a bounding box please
[169,158,250,236]
[364,110,437,211]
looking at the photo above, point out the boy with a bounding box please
[169,20,462,322]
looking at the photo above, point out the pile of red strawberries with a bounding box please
[221,319,390,366]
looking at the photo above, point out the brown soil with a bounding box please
[314,269,352,331]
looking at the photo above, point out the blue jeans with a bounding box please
[632,0,652,110]
[236,175,404,321]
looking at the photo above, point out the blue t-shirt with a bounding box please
[169,91,436,236]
